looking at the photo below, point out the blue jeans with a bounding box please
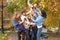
[37,28,42,40]
[29,25,34,40]
[17,32,21,40]
[32,26,37,40]
[41,34,48,38]
[17,31,25,40]
[37,28,48,40]
[25,29,30,40]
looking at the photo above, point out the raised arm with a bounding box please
[38,9,42,16]
[36,8,42,16]
[27,0,33,8]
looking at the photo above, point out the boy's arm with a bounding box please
[27,0,33,8]
[39,9,42,16]
[37,8,42,16]
[30,22,36,25]
[31,17,39,22]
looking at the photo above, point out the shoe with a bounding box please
[44,35,48,39]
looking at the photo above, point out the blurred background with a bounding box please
[0,0,60,40]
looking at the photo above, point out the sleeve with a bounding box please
[31,17,39,22]
[12,19,18,27]
[37,8,42,16]
[27,0,33,8]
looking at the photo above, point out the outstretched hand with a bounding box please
[30,22,37,26]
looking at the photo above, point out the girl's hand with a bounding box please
[30,23,36,26]
[30,14,33,18]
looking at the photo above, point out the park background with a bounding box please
[0,0,60,40]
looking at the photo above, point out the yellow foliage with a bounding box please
[4,0,60,28]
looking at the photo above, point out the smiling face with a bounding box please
[21,9,27,16]
[34,3,38,8]
[22,12,26,16]
[32,6,35,11]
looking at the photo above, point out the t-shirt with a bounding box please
[12,19,18,28]
[21,15,27,21]
[12,18,25,32]
[31,15,44,28]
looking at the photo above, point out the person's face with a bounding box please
[33,13,36,17]
[32,8,34,11]
[16,14,20,19]
[34,4,38,8]
[32,6,35,11]
[23,12,26,16]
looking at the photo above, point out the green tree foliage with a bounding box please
[5,0,60,28]
[6,2,19,13]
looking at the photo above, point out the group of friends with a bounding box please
[12,0,48,40]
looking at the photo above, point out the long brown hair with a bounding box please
[12,12,21,21]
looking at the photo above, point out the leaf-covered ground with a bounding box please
[3,32,60,40]
[0,31,9,40]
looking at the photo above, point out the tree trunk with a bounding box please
[57,21,60,34]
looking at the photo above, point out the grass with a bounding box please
[0,31,60,40]
[0,30,12,40]
[41,37,60,40]
[0,31,8,40]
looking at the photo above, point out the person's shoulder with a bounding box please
[36,8,41,11]
[26,10,31,14]
[38,15,44,18]
[36,8,40,10]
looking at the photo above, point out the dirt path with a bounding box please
[5,32,60,40]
